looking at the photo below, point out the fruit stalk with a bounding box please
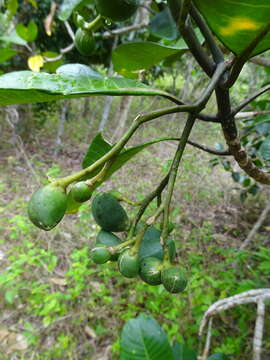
[161,113,197,256]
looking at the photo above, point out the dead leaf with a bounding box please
[49,277,67,286]
[84,326,97,339]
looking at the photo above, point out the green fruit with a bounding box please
[139,257,162,285]
[96,0,139,22]
[161,266,187,294]
[70,182,92,203]
[96,230,122,261]
[28,184,67,231]
[90,245,111,264]
[118,249,139,278]
[74,28,95,56]
[91,192,129,232]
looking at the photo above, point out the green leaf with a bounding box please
[172,342,197,360]
[0,64,176,106]
[82,133,112,169]
[82,134,182,185]
[0,48,17,63]
[149,7,179,40]
[208,354,231,360]
[0,29,28,46]
[120,314,174,360]
[259,135,270,160]
[16,21,38,42]
[112,41,188,74]
[194,0,270,56]
[58,0,92,21]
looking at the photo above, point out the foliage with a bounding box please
[1,0,270,358]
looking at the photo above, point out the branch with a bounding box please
[235,110,270,119]
[226,22,270,87]
[216,88,270,184]
[44,21,75,62]
[199,289,270,360]
[239,198,270,250]
[190,4,224,64]
[231,84,270,117]
[253,299,265,360]
[102,22,148,39]
[250,56,270,68]
[180,17,216,77]
[199,289,270,336]
[187,140,231,155]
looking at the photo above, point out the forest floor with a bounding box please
[0,97,269,360]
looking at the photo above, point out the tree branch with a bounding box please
[231,84,270,117]
[190,4,224,64]
[102,22,148,39]
[240,198,270,251]
[216,87,270,184]
[250,56,270,68]
[187,140,231,155]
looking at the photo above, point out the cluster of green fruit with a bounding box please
[27,184,187,294]
[74,0,139,56]
[90,192,187,294]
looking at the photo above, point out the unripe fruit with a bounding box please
[90,245,111,264]
[96,0,139,22]
[28,184,67,231]
[161,266,187,294]
[139,257,162,285]
[118,249,139,278]
[70,182,92,203]
[74,28,95,56]
[96,230,122,261]
[91,192,129,232]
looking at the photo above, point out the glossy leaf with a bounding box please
[149,7,179,40]
[113,40,189,74]
[0,64,176,106]
[82,133,112,169]
[194,0,270,56]
[120,314,174,360]
[172,342,197,360]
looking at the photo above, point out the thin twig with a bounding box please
[102,22,148,39]
[250,56,270,68]
[187,140,231,155]
[240,198,270,250]
[231,85,270,117]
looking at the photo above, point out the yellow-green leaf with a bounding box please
[194,0,270,56]
[27,55,44,72]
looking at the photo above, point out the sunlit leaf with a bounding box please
[194,0,270,56]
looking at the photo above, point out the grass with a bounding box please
[0,96,269,359]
